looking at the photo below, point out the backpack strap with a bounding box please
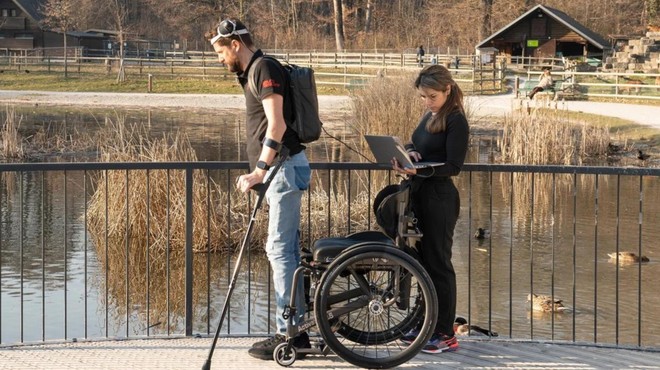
[247,56,264,101]
[247,55,284,101]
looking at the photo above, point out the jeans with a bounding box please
[264,151,311,334]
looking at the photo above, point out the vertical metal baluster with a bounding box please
[326,169,331,235]
[41,171,45,342]
[0,172,3,344]
[185,168,193,336]
[637,175,643,347]
[84,170,88,339]
[551,173,556,341]
[488,171,493,334]
[594,174,599,343]
[467,171,473,328]
[104,170,109,338]
[347,171,351,234]
[20,172,24,343]
[572,173,577,342]
[125,170,129,338]
[227,171,234,335]
[615,175,621,345]
[509,172,514,338]
[529,172,535,340]
[367,171,372,228]
[64,170,68,340]
[166,170,171,335]
[206,169,211,334]
[146,169,151,336]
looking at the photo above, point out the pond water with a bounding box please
[1,105,659,349]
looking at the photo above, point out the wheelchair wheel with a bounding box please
[314,245,437,369]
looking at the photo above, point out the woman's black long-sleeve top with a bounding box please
[404,110,469,178]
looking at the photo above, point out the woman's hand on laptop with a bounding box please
[392,158,417,176]
[408,150,422,162]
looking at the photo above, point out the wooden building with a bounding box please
[1,0,107,55]
[476,4,609,60]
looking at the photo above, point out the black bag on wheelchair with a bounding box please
[373,180,413,239]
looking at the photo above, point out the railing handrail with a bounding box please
[1,161,659,177]
[1,160,659,348]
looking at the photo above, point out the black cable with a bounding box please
[320,125,375,163]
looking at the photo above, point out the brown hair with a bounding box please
[414,64,465,133]
[205,18,254,48]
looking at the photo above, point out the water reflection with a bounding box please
[0,105,659,350]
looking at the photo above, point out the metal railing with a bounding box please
[1,161,659,350]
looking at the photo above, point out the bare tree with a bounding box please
[333,0,345,51]
[481,0,493,40]
[40,0,79,78]
[364,0,374,33]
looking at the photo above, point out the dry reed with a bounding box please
[499,109,610,166]
[86,117,225,264]
[1,105,25,158]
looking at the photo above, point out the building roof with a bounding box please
[476,4,610,50]
[12,0,44,23]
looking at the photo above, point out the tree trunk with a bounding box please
[482,0,493,40]
[364,0,373,33]
[333,0,345,51]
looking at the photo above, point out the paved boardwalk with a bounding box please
[1,337,659,369]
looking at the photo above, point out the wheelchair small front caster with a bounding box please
[273,342,297,367]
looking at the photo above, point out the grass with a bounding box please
[0,68,350,95]
[540,108,660,149]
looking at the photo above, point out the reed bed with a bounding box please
[499,108,610,166]
[86,117,226,265]
[1,105,24,158]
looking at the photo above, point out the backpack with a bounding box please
[248,56,323,143]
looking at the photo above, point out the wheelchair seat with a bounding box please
[311,230,394,263]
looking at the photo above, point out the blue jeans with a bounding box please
[264,151,310,334]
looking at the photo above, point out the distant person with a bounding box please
[528,68,553,99]
[453,56,460,70]
[417,45,425,67]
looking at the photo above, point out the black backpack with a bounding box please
[248,56,323,143]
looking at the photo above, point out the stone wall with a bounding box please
[604,32,660,73]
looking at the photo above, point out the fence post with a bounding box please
[148,74,153,93]
[514,75,520,97]
[185,168,193,336]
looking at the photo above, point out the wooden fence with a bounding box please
[3,50,658,99]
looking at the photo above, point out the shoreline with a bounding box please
[0,90,353,113]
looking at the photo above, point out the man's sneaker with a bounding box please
[399,327,421,346]
[248,332,311,360]
[251,334,285,348]
[421,333,459,354]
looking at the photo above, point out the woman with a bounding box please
[394,64,469,354]
[528,68,553,99]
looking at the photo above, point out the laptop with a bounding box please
[364,135,444,169]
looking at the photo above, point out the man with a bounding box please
[416,45,425,67]
[206,18,311,360]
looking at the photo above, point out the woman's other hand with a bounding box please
[391,157,417,176]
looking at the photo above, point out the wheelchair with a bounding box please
[273,181,439,369]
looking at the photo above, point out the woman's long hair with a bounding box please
[414,65,465,133]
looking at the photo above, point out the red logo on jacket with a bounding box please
[262,79,280,88]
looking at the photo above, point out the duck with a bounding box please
[608,251,650,264]
[637,150,650,161]
[527,293,567,313]
[607,142,622,154]
[453,316,498,337]
[474,227,490,239]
